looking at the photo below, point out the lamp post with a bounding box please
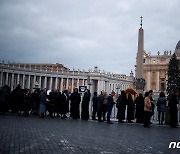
[87,76,93,117]
[114,84,121,118]
[87,76,93,91]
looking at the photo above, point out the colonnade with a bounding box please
[0,71,88,92]
[0,63,133,94]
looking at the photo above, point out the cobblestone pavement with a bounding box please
[0,114,179,154]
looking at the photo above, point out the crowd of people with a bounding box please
[0,84,179,128]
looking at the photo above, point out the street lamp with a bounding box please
[87,76,93,90]
[114,84,121,119]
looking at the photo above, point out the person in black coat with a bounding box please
[81,89,91,120]
[70,88,81,119]
[48,89,60,118]
[107,91,115,124]
[31,89,40,116]
[92,92,98,120]
[168,90,179,128]
[97,91,104,122]
[116,90,127,123]
[135,93,144,123]
[47,90,55,118]
[0,86,8,115]
[23,89,31,117]
[55,91,61,117]
[127,94,135,123]
[13,85,24,116]
[60,90,69,119]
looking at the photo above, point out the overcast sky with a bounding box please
[0,0,180,75]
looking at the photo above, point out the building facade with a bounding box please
[0,62,133,95]
[143,42,180,92]
[143,51,171,92]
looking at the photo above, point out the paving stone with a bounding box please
[0,114,180,153]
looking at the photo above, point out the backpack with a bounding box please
[103,97,109,106]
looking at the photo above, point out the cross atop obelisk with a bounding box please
[140,16,143,27]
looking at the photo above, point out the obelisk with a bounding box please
[136,16,144,79]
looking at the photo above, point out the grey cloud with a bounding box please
[0,0,180,75]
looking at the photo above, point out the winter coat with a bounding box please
[144,97,152,112]
[157,97,166,112]
[81,92,90,109]
[0,87,7,102]
[92,95,98,109]
[97,94,104,112]
[168,93,179,112]
[39,91,47,105]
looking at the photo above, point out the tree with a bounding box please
[167,53,180,96]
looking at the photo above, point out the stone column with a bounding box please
[17,74,20,85]
[0,72,3,87]
[103,81,105,91]
[54,77,57,89]
[147,71,151,91]
[33,75,36,89]
[66,78,69,90]
[11,73,14,90]
[5,72,8,85]
[39,76,42,90]
[60,78,63,92]
[71,78,74,92]
[157,71,160,92]
[28,75,31,89]
[84,79,87,87]
[98,80,102,94]
[77,78,79,89]
[22,74,25,89]
[49,77,52,90]
[106,81,110,94]
[112,83,114,92]
[44,76,47,89]
[82,79,85,86]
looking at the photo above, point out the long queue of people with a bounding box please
[0,85,90,120]
[0,84,179,128]
[115,89,179,128]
